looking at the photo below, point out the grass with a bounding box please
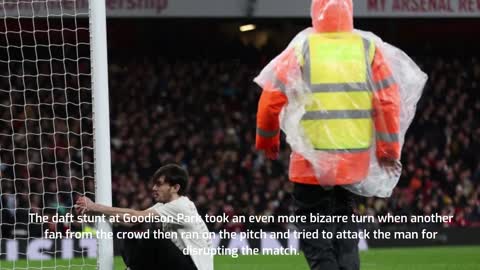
[1,246,479,270]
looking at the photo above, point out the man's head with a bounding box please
[151,164,189,203]
[311,0,353,33]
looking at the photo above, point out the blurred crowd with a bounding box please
[107,58,290,232]
[1,46,480,240]
[107,55,480,231]
[372,57,480,228]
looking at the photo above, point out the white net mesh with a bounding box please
[0,0,95,268]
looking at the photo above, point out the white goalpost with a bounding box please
[89,0,113,269]
[0,0,113,269]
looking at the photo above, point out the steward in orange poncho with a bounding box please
[256,0,400,186]
[255,1,406,269]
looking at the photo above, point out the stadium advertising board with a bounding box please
[1,0,480,18]
[0,239,97,260]
[354,0,480,17]
[256,0,480,17]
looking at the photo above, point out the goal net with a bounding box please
[0,0,108,268]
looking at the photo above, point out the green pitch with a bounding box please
[1,246,479,270]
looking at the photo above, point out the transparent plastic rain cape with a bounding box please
[254,28,427,197]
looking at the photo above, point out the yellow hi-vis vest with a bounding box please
[299,32,376,151]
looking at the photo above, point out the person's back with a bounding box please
[149,196,213,270]
[256,0,400,187]
[290,31,381,185]
[254,1,401,269]
[255,0,426,267]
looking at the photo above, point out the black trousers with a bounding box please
[121,237,197,270]
[293,183,360,270]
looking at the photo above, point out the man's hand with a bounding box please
[378,157,402,178]
[264,145,279,160]
[74,196,95,215]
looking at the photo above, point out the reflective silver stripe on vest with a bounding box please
[314,147,371,153]
[363,38,373,84]
[376,132,399,142]
[310,82,370,92]
[315,147,371,153]
[374,75,395,91]
[303,40,312,86]
[257,127,279,138]
[302,110,372,120]
[310,75,395,92]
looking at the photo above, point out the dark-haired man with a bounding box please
[75,164,213,270]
